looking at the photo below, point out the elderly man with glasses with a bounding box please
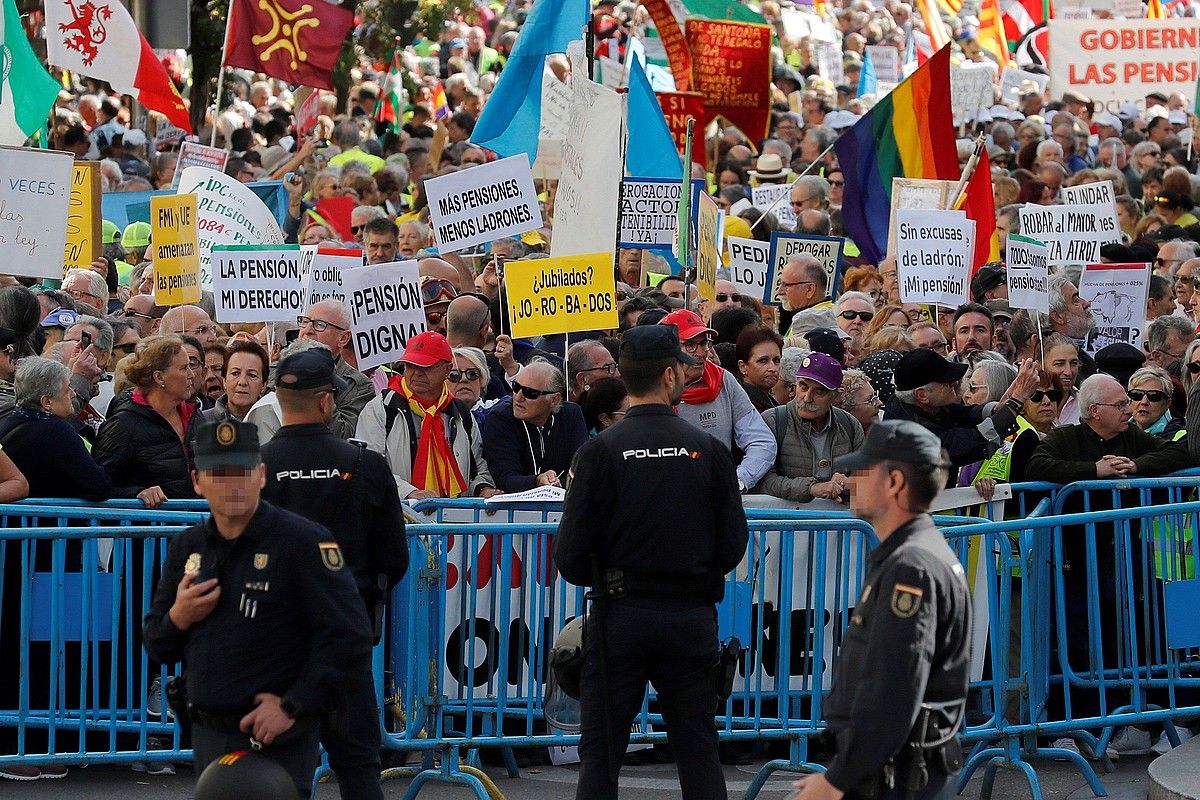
[296,299,374,439]
[161,305,219,344]
[120,294,167,336]
[61,268,109,316]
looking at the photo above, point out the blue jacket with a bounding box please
[482,397,588,492]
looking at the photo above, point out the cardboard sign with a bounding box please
[950,61,998,116]
[0,146,73,279]
[551,76,623,258]
[64,161,102,271]
[865,45,900,82]
[1049,19,1200,109]
[1059,181,1121,239]
[151,193,202,306]
[177,166,286,287]
[1079,262,1151,352]
[305,247,362,307]
[887,178,958,258]
[211,245,306,324]
[424,155,541,254]
[295,87,321,136]
[895,209,975,307]
[727,235,770,300]
[598,55,627,90]
[998,68,1048,103]
[1005,234,1050,314]
[171,142,230,190]
[815,41,845,85]
[695,192,720,303]
[341,259,425,372]
[504,253,619,338]
[752,183,797,231]
[656,91,707,168]
[685,20,773,143]
[766,232,846,305]
[1019,203,1121,265]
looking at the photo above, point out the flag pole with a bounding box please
[950,133,986,210]
[679,118,695,308]
[210,6,236,148]
[747,137,839,232]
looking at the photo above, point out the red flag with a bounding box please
[964,150,1000,273]
[224,0,353,91]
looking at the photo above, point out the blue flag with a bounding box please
[858,49,878,97]
[625,59,683,179]
[473,0,590,161]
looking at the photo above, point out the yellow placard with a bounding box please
[504,253,618,339]
[151,193,202,306]
[695,191,719,303]
[63,162,101,272]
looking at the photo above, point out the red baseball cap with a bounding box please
[401,331,453,367]
[658,309,716,342]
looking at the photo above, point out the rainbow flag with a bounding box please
[1147,0,1165,18]
[431,82,450,121]
[834,45,959,264]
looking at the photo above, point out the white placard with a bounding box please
[305,247,362,307]
[0,146,73,279]
[1059,181,1121,239]
[895,209,975,307]
[951,61,997,116]
[171,142,229,190]
[598,55,627,90]
[752,183,797,231]
[1019,203,1121,266]
[1005,234,1050,314]
[1079,262,1151,353]
[1114,0,1144,17]
[727,236,770,300]
[1059,6,1093,18]
[539,66,572,141]
[551,76,624,258]
[866,45,900,83]
[998,68,1049,103]
[211,245,306,324]
[424,154,541,254]
[815,41,844,85]
[177,166,285,288]
[342,259,425,372]
[619,178,681,248]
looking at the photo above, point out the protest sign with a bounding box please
[1060,181,1121,238]
[551,77,623,258]
[815,41,844,85]
[1005,234,1050,314]
[1079,262,1151,352]
[598,55,627,90]
[294,87,321,136]
[1114,0,1143,17]
[533,66,573,179]
[619,178,704,249]
[752,183,797,230]
[64,162,101,271]
[1059,6,1092,18]
[424,155,540,254]
[766,232,845,305]
[1049,19,1200,108]
[0,146,73,279]
[150,194,201,306]
[177,166,287,288]
[865,45,900,82]
[211,245,306,325]
[341,259,425,372]
[305,247,362,307]
[1019,203,1121,265]
[950,61,997,116]
[727,236,770,300]
[656,91,707,167]
[887,178,958,257]
[998,68,1049,103]
[504,253,618,339]
[895,209,975,307]
[642,0,693,90]
[685,20,773,143]
[171,141,229,189]
[695,192,720,303]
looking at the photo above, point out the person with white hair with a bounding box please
[61,269,109,316]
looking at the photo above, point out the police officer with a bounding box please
[555,325,749,800]
[791,421,971,800]
[143,419,373,799]
[259,348,407,800]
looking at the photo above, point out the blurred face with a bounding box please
[193,463,265,519]
[739,340,782,392]
[963,368,991,405]
[837,298,874,338]
[1130,378,1172,429]
[222,351,266,415]
[364,231,398,265]
[203,350,226,398]
[159,349,196,402]
[403,360,451,401]
[450,354,485,406]
[793,377,835,422]
[1043,344,1080,395]
[954,312,993,357]
[618,250,642,286]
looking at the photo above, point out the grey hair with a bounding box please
[963,360,1017,403]
[1127,365,1173,395]
[895,382,941,405]
[835,368,872,407]
[332,119,362,148]
[1131,140,1161,163]
[452,346,488,377]
[1146,315,1195,353]
[307,298,352,329]
[399,220,431,241]
[279,336,330,360]
[14,356,70,410]
[72,315,114,354]
[806,126,837,153]
[761,138,792,164]
[1077,373,1122,421]
[836,291,875,313]
[793,175,830,205]
[526,357,566,413]
[63,268,108,303]
[779,347,810,385]
[566,339,609,382]
[1047,273,1078,316]
[991,121,1015,140]
[1036,139,1063,159]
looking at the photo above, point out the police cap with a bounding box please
[195,750,299,800]
[193,419,261,471]
[619,325,697,365]
[276,348,348,392]
[834,420,947,473]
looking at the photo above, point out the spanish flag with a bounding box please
[1147,0,1166,18]
[977,0,1012,67]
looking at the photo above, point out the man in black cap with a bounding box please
[970,263,1008,305]
[791,420,971,800]
[884,348,1038,473]
[143,419,373,799]
[260,349,408,800]
[555,325,749,800]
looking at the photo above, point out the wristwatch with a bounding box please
[279,696,302,719]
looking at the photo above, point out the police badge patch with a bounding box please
[890,583,924,618]
[254,553,269,570]
[318,542,344,571]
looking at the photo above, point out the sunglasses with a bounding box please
[426,310,446,327]
[351,225,365,234]
[715,293,742,303]
[1128,389,1169,402]
[512,381,557,399]
[449,368,482,383]
[1188,362,1200,374]
[1029,389,1063,403]
[839,310,874,322]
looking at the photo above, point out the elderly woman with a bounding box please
[772,347,808,406]
[397,220,432,258]
[835,368,882,432]
[580,378,628,434]
[962,359,1017,406]
[450,346,500,426]
[94,336,199,507]
[1129,366,1184,440]
[0,357,110,500]
[205,338,269,422]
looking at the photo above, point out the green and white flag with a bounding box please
[1,0,60,146]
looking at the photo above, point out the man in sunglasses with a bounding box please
[296,300,375,439]
[121,294,167,336]
[834,292,875,344]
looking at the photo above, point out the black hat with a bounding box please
[834,420,948,472]
[1147,91,1169,103]
[0,326,17,350]
[193,420,261,471]
[619,325,697,365]
[971,263,1006,302]
[1095,342,1146,388]
[804,327,846,365]
[635,307,670,326]
[894,348,969,391]
[276,348,348,393]
[195,751,298,800]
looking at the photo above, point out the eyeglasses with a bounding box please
[839,310,874,322]
[682,335,715,354]
[512,381,557,399]
[297,316,346,333]
[66,288,101,302]
[351,225,365,234]
[186,325,217,337]
[421,277,458,305]
[923,342,949,353]
[580,363,619,376]
[779,280,815,290]
[449,368,483,383]
[113,342,138,356]
[851,393,881,408]
[426,310,446,327]
[186,357,202,369]
[790,197,812,207]
[1093,399,1133,410]
[714,293,743,303]
[1188,361,1200,375]
[1029,389,1063,403]
[121,308,154,321]
[1128,389,1170,402]
[967,383,987,393]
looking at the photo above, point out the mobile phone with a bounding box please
[495,254,505,276]
[79,332,92,350]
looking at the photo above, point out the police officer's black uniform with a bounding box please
[555,326,749,800]
[822,421,972,800]
[143,420,373,799]
[259,349,408,800]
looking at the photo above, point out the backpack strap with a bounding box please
[382,390,420,470]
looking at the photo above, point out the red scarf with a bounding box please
[398,378,467,497]
[681,361,724,405]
